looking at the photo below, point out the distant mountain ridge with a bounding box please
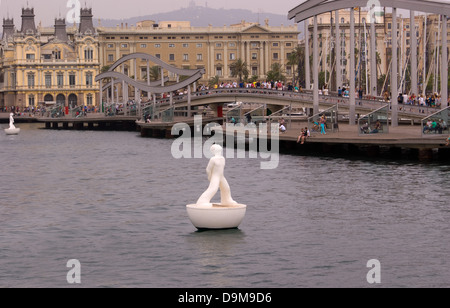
[95,5,296,28]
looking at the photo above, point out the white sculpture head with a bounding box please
[10,113,14,117]
[210,144,223,156]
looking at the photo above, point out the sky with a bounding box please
[0,0,304,24]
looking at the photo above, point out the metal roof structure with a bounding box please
[289,0,450,22]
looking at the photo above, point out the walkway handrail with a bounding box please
[135,88,441,121]
[358,104,390,135]
[421,106,450,138]
[307,104,339,134]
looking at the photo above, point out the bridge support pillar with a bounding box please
[52,122,59,129]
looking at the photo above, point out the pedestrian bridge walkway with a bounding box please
[142,88,440,121]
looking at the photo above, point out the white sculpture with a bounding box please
[196,144,238,207]
[4,113,20,135]
[186,144,247,230]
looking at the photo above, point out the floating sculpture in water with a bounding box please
[4,113,20,135]
[186,144,247,230]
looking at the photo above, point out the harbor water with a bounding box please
[0,123,449,288]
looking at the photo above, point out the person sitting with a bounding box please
[370,121,381,134]
[360,122,370,134]
[423,120,433,134]
[279,124,286,133]
[297,127,309,145]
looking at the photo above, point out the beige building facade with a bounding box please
[0,8,100,109]
[96,20,300,84]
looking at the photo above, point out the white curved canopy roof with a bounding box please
[289,0,450,23]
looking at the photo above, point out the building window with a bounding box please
[121,44,128,48]
[28,94,35,106]
[183,54,189,61]
[273,53,279,60]
[28,74,35,88]
[86,73,93,86]
[107,44,114,48]
[229,53,236,61]
[155,44,161,48]
[57,74,64,88]
[183,43,189,48]
[252,53,258,60]
[155,54,161,59]
[273,43,279,47]
[229,43,236,47]
[196,43,203,48]
[69,74,76,87]
[216,43,222,48]
[252,67,258,76]
[53,50,61,60]
[45,74,52,88]
[108,54,114,62]
[85,48,94,61]
[86,94,93,105]
[169,54,175,61]
[140,44,147,48]
[216,53,222,61]
[169,44,175,48]
[216,67,223,76]
[26,54,35,60]
[286,66,292,76]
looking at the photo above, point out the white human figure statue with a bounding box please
[196,144,238,207]
[9,113,16,130]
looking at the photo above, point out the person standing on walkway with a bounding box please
[320,115,326,135]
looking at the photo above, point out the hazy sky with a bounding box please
[0,0,304,24]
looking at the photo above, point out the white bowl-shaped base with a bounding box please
[5,128,20,135]
[186,204,247,230]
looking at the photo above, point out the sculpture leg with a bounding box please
[196,177,220,206]
[220,177,237,205]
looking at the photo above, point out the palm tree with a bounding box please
[287,46,305,87]
[266,63,286,82]
[230,59,249,82]
[148,66,161,82]
[208,75,220,88]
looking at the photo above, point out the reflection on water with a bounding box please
[0,124,449,288]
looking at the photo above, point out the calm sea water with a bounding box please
[0,123,449,288]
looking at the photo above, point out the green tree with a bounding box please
[230,59,249,82]
[208,75,220,88]
[101,65,111,73]
[266,63,286,82]
[148,66,161,82]
[287,46,305,87]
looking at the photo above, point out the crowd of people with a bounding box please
[423,119,448,134]
[396,92,446,108]
[198,80,303,93]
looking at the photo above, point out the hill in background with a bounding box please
[96,4,302,33]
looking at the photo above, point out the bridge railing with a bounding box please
[421,106,450,137]
[71,106,86,118]
[49,105,65,118]
[138,88,444,120]
[226,105,243,124]
[308,105,339,134]
[244,105,266,126]
[358,104,390,136]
